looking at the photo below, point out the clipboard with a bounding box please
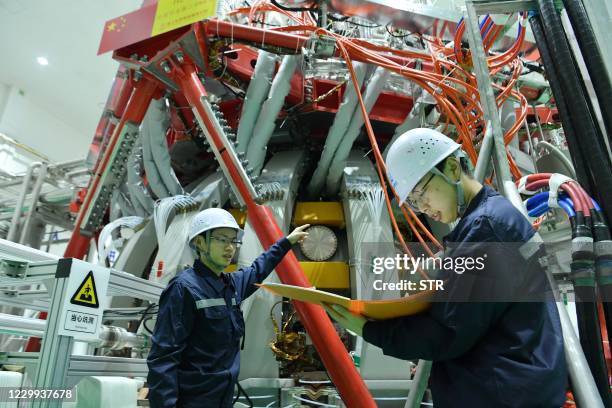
[258,283,433,319]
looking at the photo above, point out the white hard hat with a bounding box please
[385,128,461,205]
[188,208,242,244]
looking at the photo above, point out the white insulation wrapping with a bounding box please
[236,51,277,154]
[325,66,390,195]
[246,54,300,176]
[306,62,369,198]
[150,195,198,286]
[97,216,145,265]
[141,99,183,199]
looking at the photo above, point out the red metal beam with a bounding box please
[25,79,158,352]
[174,60,376,408]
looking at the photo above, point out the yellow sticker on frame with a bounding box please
[151,0,218,36]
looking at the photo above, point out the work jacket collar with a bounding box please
[193,258,231,294]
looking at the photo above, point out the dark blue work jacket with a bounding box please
[364,186,567,407]
[147,237,292,408]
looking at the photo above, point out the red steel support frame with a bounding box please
[24,78,159,352]
[173,60,376,407]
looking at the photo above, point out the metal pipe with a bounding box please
[97,325,148,350]
[526,228,605,408]
[474,121,494,183]
[19,163,48,245]
[503,181,529,218]
[556,300,604,408]
[174,62,377,407]
[0,312,46,337]
[6,162,40,242]
[0,313,148,349]
[523,120,539,173]
[464,3,514,190]
[404,360,431,408]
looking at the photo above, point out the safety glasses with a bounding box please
[210,235,242,247]
[406,172,435,211]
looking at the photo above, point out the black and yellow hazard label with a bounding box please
[70,271,99,308]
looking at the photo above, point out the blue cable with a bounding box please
[528,201,549,218]
[527,194,577,218]
[558,198,576,218]
[526,191,549,211]
[479,15,489,29]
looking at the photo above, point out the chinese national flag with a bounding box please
[97,3,158,55]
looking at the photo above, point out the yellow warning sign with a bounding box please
[70,271,99,308]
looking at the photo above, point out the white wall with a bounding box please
[0,82,89,163]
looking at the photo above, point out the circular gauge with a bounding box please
[299,225,338,261]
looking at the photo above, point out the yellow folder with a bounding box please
[258,282,433,319]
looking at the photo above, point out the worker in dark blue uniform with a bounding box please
[147,207,309,408]
[325,128,567,407]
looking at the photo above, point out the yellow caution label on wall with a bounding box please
[70,271,99,308]
[151,0,218,37]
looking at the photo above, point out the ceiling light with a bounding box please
[37,57,48,66]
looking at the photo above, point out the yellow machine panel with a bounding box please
[293,202,345,228]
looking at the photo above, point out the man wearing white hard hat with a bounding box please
[147,207,309,407]
[325,128,567,407]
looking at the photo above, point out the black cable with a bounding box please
[561,0,612,143]
[270,0,315,12]
[136,303,159,331]
[232,382,254,407]
[142,317,155,335]
[250,19,282,27]
[529,16,590,189]
[385,22,412,38]
[327,14,380,28]
[535,1,612,227]
[532,7,612,404]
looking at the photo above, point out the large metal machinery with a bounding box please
[1,0,611,406]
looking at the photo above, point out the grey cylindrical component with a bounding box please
[6,163,39,242]
[141,102,171,199]
[97,325,148,350]
[0,313,45,337]
[474,122,494,183]
[525,229,604,408]
[556,300,604,408]
[246,55,300,176]
[19,163,48,245]
[236,51,277,154]
[307,62,369,197]
[502,181,529,219]
[325,66,390,195]
[145,99,183,196]
[404,360,431,408]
